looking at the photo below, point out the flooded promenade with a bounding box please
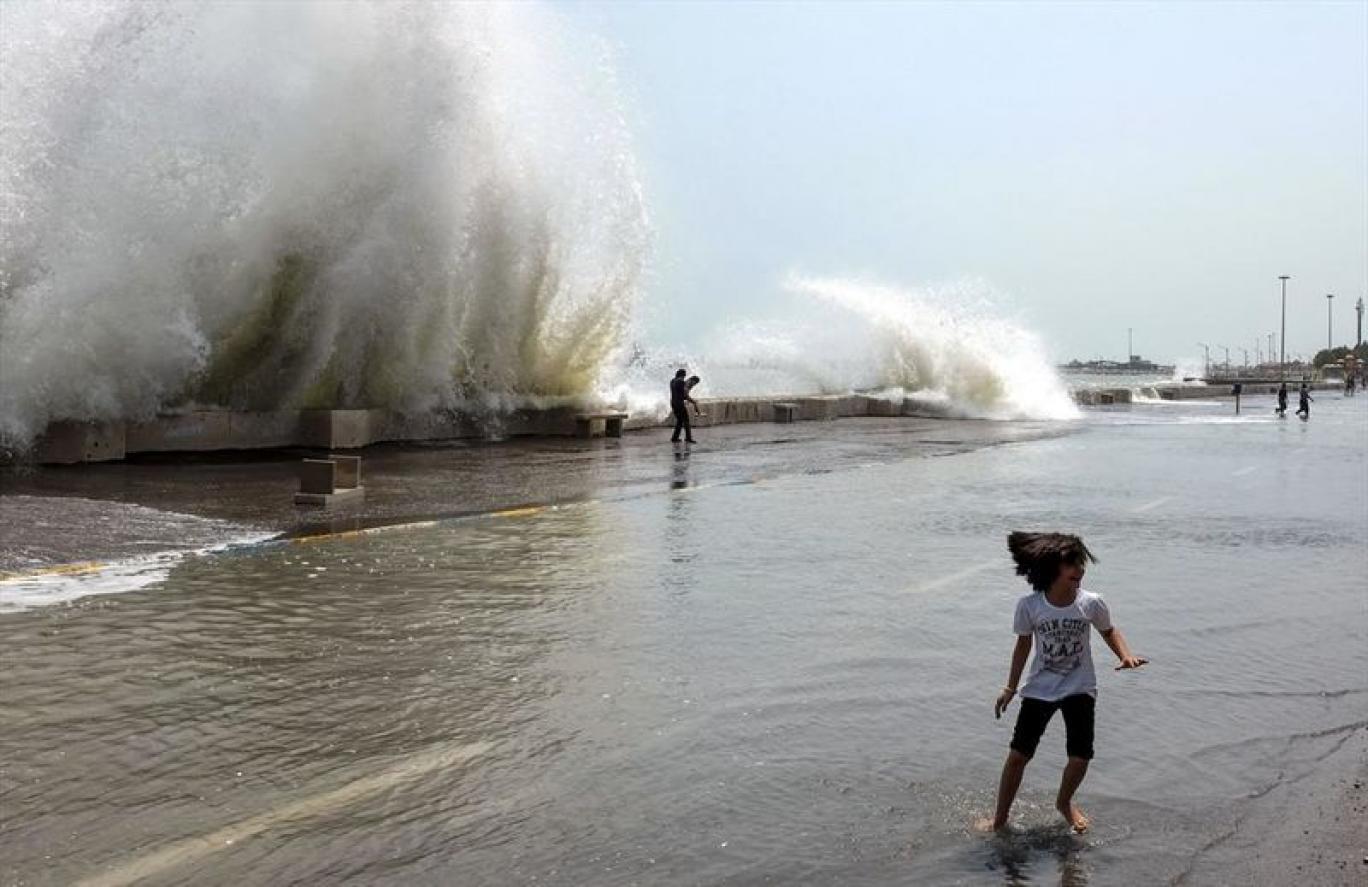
[2,394,1364,885]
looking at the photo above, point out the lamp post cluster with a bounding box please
[1270,276,1362,383]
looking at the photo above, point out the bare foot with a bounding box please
[973,816,1010,833]
[1057,803,1089,833]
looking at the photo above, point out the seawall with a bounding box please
[1072,380,1342,405]
[25,394,917,465]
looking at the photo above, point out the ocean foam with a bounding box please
[0,1,648,447]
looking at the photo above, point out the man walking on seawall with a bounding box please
[670,368,700,444]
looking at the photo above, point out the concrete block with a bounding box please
[126,411,232,452]
[833,395,865,418]
[299,459,337,494]
[35,421,127,464]
[295,457,365,506]
[857,395,901,417]
[796,397,839,421]
[328,454,361,489]
[301,409,375,449]
[574,412,628,438]
[227,411,300,448]
[294,487,364,507]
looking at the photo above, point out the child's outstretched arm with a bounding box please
[994,635,1032,718]
[1100,627,1147,670]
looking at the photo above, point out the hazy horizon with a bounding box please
[564,0,1368,366]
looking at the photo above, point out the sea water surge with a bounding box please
[2,1,1073,455]
[0,1,648,446]
[2,395,1364,885]
[5,4,1364,885]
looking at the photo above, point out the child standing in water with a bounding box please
[987,532,1147,833]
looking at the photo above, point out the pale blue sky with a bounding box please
[562,0,1368,363]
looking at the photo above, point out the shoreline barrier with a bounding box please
[1073,380,1342,405]
[23,394,915,465]
[21,381,1348,464]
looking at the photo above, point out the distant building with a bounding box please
[1061,355,1172,374]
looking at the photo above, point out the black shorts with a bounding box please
[1010,693,1096,760]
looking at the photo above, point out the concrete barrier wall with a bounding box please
[1072,381,1340,405]
[40,380,1354,464]
[23,393,922,464]
[34,421,127,465]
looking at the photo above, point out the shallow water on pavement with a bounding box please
[1,394,1364,886]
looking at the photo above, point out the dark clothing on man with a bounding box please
[671,404,693,443]
[670,375,695,443]
[670,377,688,407]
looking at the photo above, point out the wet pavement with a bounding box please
[0,417,1063,573]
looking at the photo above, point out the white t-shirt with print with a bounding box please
[1013,589,1112,701]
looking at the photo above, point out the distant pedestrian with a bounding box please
[669,369,700,444]
[1275,382,1288,417]
[984,532,1147,834]
[1296,383,1313,419]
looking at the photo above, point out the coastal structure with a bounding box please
[1059,355,1174,375]
[24,394,912,465]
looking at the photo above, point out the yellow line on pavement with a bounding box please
[0,561,107,583]
[493,506,546,518]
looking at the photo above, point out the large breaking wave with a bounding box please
[0,1,648,446]
[613,275,1078,421]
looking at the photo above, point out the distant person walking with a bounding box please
[1296,383,1313,420]
[669,368,700,444]
[1275,382,1288,417]
[984,532,1147,834]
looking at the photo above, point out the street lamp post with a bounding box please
[1327,293,1335,350]
[1240,348,1249,368]
[1197,342,1210,378]
[1279,275,1290,380]
[1220,345,1230,370]
[1357,297,1364,347]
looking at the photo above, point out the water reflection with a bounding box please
[986,827,1090,887]
[670,447,691,490]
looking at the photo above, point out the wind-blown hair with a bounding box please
[1007,532,1097,592]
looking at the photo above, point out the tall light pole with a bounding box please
[1278,275,1290,380]
[1241,348,1249,368]
[1197,342,1210,377]
[1327,293,1335,350]
[1357,297,1364,347]
[1268,332,1275,367]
